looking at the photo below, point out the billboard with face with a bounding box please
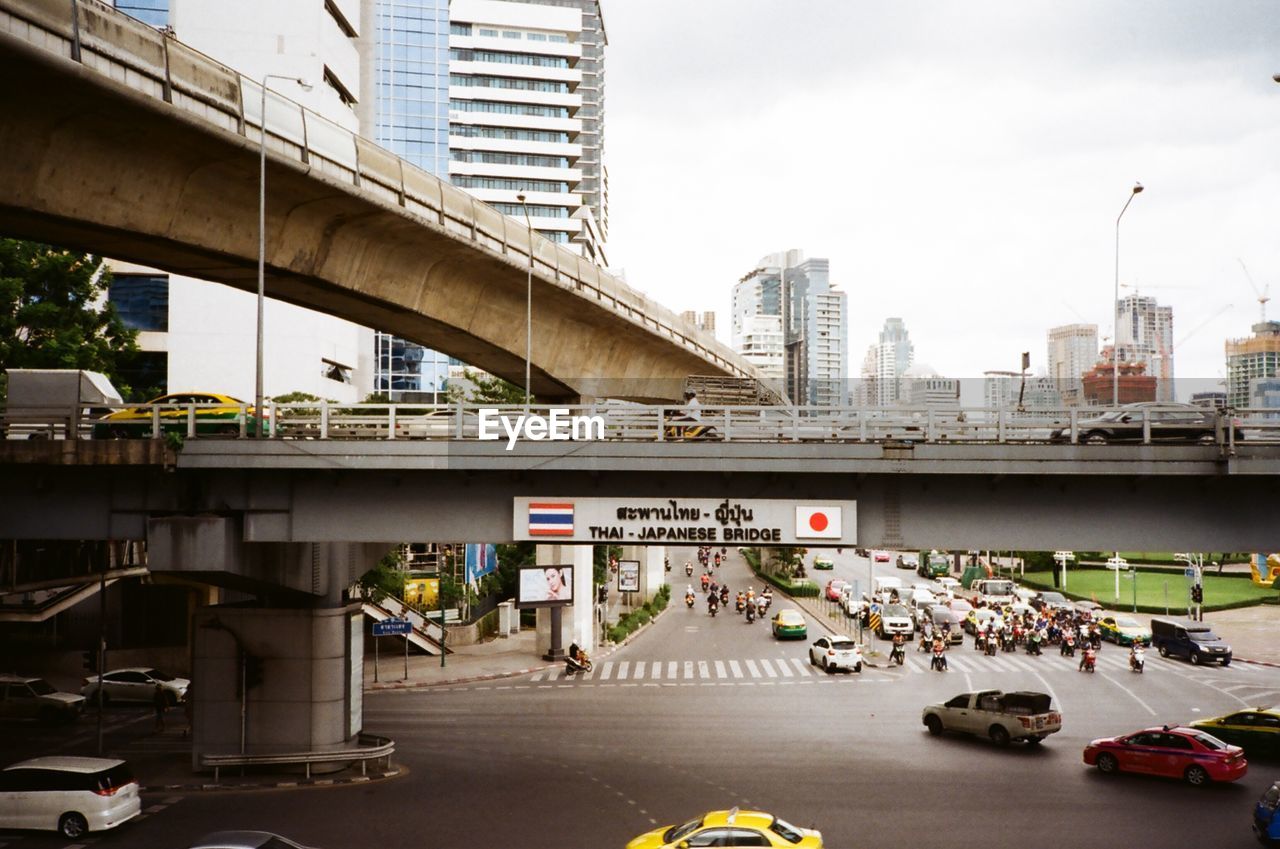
[517,565,573,607]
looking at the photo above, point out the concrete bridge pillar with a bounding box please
[534,544,594,656]
[636,545,666,602]
[190,602,363,771]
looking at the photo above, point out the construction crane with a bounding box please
[1237,259,1271,323]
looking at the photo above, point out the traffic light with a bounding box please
[82,650,97,672]
[1191,584,1203,604]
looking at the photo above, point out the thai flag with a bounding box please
[528,502,574,536]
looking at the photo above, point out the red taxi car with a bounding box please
[1083,724,1247,786]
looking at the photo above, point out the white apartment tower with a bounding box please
[1046,323,1098,406]
[448,0,607,265]
[107,0,374,402]
[860,318,914,406]
[1116,294,1174,402]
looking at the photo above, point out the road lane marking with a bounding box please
[617,661,630,680]
[714,660,727,678]
[745,659,761,677]
[667,661,677,679]
[697,661,711,679]
[790,658,811,676]
[729,660,743,678]
[1099,671,1157,715]
[599,662,614,680]
[684,661,694,679]
[758,659,778,678]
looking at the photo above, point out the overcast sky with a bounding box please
[602,0,1280,394]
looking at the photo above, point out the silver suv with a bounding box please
[0,675,85,723]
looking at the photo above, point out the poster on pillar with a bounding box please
[617,560,640,593]
[517,565,574,608]
[513,498,857,546]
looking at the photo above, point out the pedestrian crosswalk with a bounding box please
[526,650,1272,684]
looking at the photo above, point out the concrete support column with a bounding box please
[535,544,595,656]
[640,545,666,602]
[191,603,362,771]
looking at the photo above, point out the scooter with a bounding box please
[720,587,730,607]
[974,632,987,652]
[685,562,693,577]
[930,645,948,672]
[890,643,906,666]
[984,635,998,657]
[1080,648,1097,673]
[1129,645,1145,673]
[756,599,768,619]
[735,597,746,614]
[685,592,695,609]
[565,651,593,675]
[708,598,718,618]
[1060,635,1076,658]
[1026,633,1042,656]
[745,604,756,623]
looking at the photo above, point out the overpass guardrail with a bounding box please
[201,732,395,781]
[4,401,1272,447]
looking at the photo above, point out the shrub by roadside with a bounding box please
[607,585,669,643]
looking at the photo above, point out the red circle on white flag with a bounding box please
[808,512,829,532]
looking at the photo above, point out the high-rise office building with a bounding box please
[731,250,847,405]
[108,0,374,403]
[680,311,716,335]
[362,0,455,401]
[448,0,607,265]
[859,318,914,406]
[1226,321,1280,408]
[1046,323,1097,406]
[1116,294,1174,402]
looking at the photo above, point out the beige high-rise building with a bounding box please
[1046,323,1097,406]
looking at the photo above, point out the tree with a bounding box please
[446,367,527,405]
[0,240,140,400]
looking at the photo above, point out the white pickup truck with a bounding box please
[921,690,1062,747]
[969,578,1017,607]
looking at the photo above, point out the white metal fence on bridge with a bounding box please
[6,401,1275,447]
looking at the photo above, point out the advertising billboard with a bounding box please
[517,565,574,608]
[618,560,640,593]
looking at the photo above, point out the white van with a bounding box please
[0,757,140,838]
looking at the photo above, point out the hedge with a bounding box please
[607,585,669,643]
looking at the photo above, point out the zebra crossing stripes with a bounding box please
[530,656,831,683]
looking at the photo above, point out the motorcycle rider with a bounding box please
[719,584,730,606]
[685,584,696,607]
[1129,641,1146,671]
[931,635,948,671]
[1080,644,1097,672]
[890,632,906,665]
[685,561,693,576]
[707,590,719,616]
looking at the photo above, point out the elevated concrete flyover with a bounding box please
[0,0,754,401]
[3,438,1279,551]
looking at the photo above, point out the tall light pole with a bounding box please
[257,73,312,436]
[1113,182,1144,407]
[516,193,533,406]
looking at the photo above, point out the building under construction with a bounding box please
[1226,321,1280,408]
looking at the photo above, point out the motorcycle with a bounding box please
[1026,632,1042,656]
[1060,635,1076,658]
[756,599,768,619]
[700,574,710,591]
[890,643,906,666]
[708,598,718,618]
[735,597,746,614]
[930,645,948,672]
[1000,629,1016,653]
[565,650,593,675]
[685,562,693,576]
[974,632,987,652]
[685,592,695,609]
[1080,648,1097,673]
[720,587,730,606]
[745,604,756,623]
[984,634,998,656]
[1130,646,1145,673]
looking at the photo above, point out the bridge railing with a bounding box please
[0,0,750,380]
[17,401,1277,446]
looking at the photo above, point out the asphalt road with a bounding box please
[3,547,1279,849]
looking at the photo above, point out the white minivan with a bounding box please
[0,757,140,838]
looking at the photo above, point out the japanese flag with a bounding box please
[796,505,842,539]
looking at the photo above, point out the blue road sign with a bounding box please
[372,619,412,636]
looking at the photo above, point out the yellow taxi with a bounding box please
[1191,707,1280,759]
[626,808,823,849]
[1096,615,1151,646]
[771,609,808,640]
[93,392,257,438]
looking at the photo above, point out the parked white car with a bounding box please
[81,668,189,706]
[0,757,139,838]
[0,675,84,723]
[808,635,863,673]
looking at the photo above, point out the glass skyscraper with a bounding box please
[371,0,456,400]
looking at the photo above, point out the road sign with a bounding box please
[1183,568,1196,580]
[373,619,412,636]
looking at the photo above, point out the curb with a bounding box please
[142,765,403,793]
[365,601,672,692]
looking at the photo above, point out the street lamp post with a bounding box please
[1113,182,1144,407]
[516,193,533,406]
[257,73,311,436]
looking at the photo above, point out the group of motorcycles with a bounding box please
[685,581,772,622]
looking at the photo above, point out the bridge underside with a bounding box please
[2,441,1278,551]
[0,29,730,402]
